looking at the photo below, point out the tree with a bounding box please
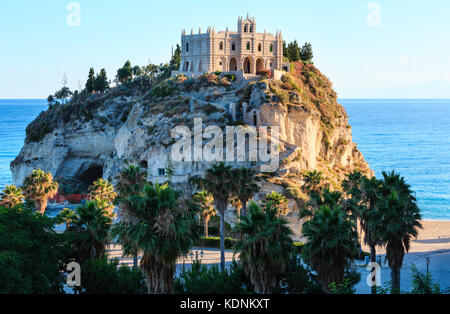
[116,165,148,210]
[302,170,325,193]
[263,191,289,216]
[0,206,68,293]
[94,68,110,93]
[232,167,260,217]
[76,257,147,294]
[56,207,77,230]
[371,171,422,294]
[132,65,142,77]
[235,202,294,293]
[343,171,382,294]
[286,40,301,62]
[0,185,23,208]
[301,205,359,292]
[22,169,58,214]
[54,86,72,104]
[170,44,182,70]
[115,165,148,268]
[193,190,215,237]
[174,260,251,294]
[47,95,55,107]
[117,60,133,83]
[194,162,234,272]
[69,201,113,261]
[112,183,198,294]
[88,178,117,218]
[85,68,96,93]
[300,42,314,62]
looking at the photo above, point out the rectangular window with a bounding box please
[158,168,165,176]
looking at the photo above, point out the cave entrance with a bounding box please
[78,165,103,192]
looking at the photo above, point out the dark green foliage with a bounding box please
[223,74,236,82]
[371,170,422,293]
[0,206,69,293]
[278,255,323,294]
[301,204,359,292]
[54,86,73,104]
[76,257,146,294]
[300,42,314,62]
[410,266,446,294]
[284,40,301,62]
[174,260,251,294]
[94,68,110,93]
[235,202,294,293]
[65,201,113,263]
[170,44,182,70]
[328,268,361,294]
[85,68,96,93]
[117,60,133,83]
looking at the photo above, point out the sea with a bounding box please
[0,99,449,220]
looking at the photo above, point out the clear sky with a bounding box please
[1,0,449,99]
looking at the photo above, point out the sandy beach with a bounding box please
[356,220,450,293]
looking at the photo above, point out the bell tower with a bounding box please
[238,14,256,34]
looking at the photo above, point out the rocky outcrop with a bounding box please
[12,63,372,223]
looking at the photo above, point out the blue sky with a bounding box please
[0,0,449,99]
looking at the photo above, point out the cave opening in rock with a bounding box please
[78,165,103,192]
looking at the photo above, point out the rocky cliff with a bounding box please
[12,62,372,230]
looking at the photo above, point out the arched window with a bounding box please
[247,42,251,50]
[258,43,262,52]
[232,42,236,51]
[250,26,253,33]
[186,43,189,52]
[270,44,273,52]
[244,25,248,32]
[219,41,224,50]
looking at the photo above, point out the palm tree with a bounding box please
[88,178,117,218]
[193,190,215,237]
[115,165,148,267]
[263,191,289,216]
[196,162,234,272]
[372,171,422,293]
[235,202,294,293]
[22,169,58,214]
[302,205,359,292]
[302,170,325,193]
[112,183,198,294]
[232,167,260,217]
[343,173,382,294]
[0,185,23,208]
[115,165,147,201]
[57,207,77,230]
[73,201,113,260]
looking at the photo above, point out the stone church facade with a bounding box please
[175,15,283,77]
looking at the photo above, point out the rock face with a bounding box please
[12,62,372,225]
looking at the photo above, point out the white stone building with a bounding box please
[174,15,284,77]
